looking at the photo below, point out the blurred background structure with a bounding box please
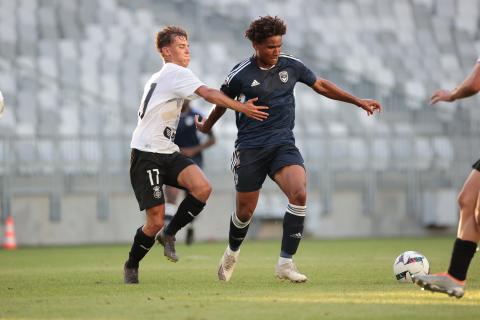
[1,0,480,245]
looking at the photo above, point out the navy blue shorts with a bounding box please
[231,144,305,192]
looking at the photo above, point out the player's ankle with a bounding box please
[446,272,466,285]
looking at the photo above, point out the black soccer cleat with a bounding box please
[123,261,139,284]
[156,227,179,262]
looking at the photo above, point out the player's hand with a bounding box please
[242,97,269,121]
[430,89,454,105]
[358,99,382,116]
[194,115,210,133]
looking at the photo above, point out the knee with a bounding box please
[475,206,480,227]
[236,202,256,222]
[288,187,307,206]
[457,191,475,212]
[236,208,254,222]
[191,181,212,203]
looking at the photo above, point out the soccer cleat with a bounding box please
[218,246,240,281]
[412,272,465,298]
[275,259,308,283]
[156,227,179,262]
[123,261,139,284]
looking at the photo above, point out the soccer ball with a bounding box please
[393,251,429,283]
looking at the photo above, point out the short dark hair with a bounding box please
[156,26,188,53]
[245,16,287,43]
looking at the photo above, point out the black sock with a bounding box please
[447,238,477,281]
[280,204,306,258]
[126,227,155,269]
[229,212,251,251]
[165,194,205,236]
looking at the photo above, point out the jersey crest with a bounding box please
[153,186,162,199]
[279,70,288,83]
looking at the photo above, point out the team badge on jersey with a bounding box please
[279,71,288,83]
[153,186,162,199]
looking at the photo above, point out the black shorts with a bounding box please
[231,144,305,192]
[473,159,480,171]
[130,149,195,211]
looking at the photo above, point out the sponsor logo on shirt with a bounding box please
[163,127,176,140]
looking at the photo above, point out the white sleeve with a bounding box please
[173,67,205,98]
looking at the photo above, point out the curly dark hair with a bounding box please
[245,16,287,43]
[156,26,188,53]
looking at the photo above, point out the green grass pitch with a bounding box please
[1,237,479,319]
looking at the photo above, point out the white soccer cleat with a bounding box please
[412,272,465,298]
[218,246,240,282]
[275,258,308,283]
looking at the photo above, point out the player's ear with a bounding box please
[160,46,171,59]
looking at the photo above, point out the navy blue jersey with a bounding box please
[221,54,316,149]
[174,108,204,166]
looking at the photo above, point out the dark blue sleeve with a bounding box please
[220,79,241,99]
[297,61,317,87]
[220,64,243,98]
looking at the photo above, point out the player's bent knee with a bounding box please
[236,210,254,222]
[288,188,307,206]
[236,201,257,220]
[191,181,212,203]
[457,192,475,212]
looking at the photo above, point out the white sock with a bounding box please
[278,257,292,265]
[227,246,240,256]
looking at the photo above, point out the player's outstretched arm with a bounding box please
[431,63,480,105]
[195,106,225,133]
[195,85,269,121]
[311,78,382,116]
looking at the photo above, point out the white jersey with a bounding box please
[130,63,205,154]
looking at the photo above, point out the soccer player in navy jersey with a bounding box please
[195,16,382,282]
[412,59,480,298]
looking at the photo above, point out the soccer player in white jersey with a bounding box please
[124,26,269,284]
[413,58,480,298]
